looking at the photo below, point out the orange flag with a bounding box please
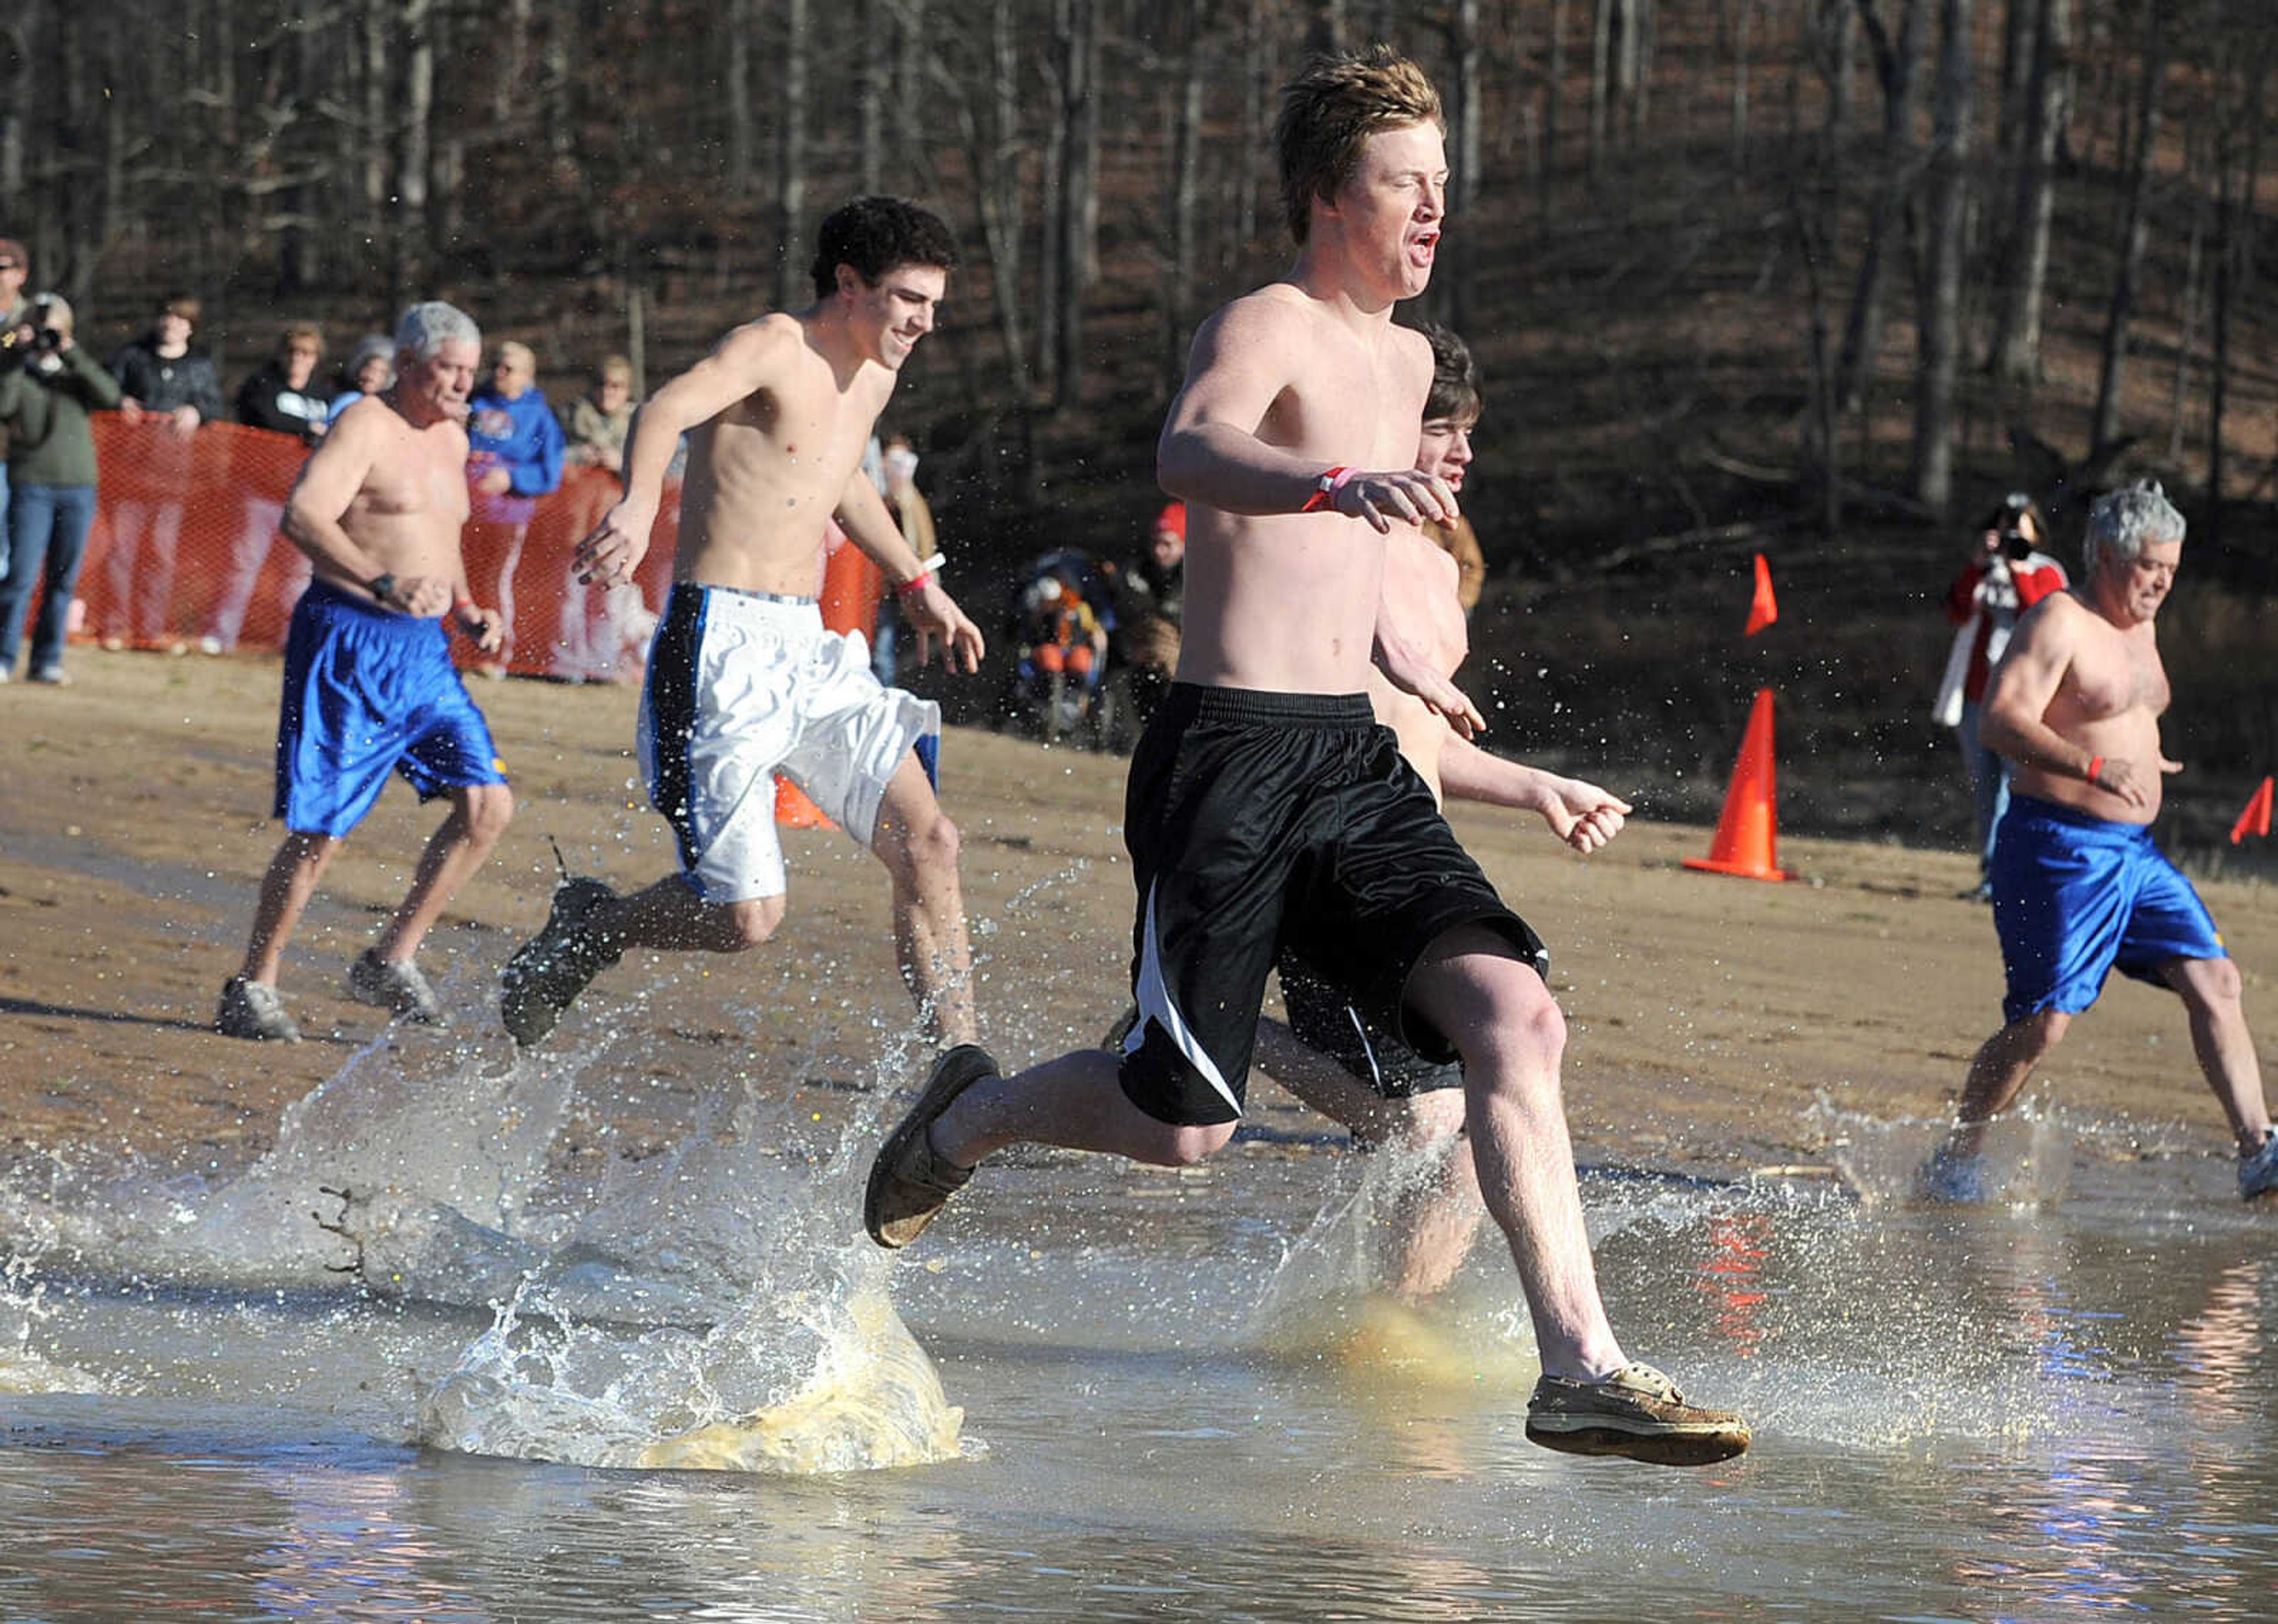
[2230,776,2274,845]
[1744,552,1779,636]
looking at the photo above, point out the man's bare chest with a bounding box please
[2065,627,2169,720]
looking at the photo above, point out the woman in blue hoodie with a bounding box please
[462,340,564,674]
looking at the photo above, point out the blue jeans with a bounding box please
[0,482,99,676]
[0,463,11,578]
[1956,698,2011,880]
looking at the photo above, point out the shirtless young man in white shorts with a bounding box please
[865,49,1748,1467]
[500,197,986,1049]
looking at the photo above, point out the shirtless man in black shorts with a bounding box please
[864,47,1748,1468]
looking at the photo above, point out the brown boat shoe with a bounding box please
[864,1044,1000,1248]
[1525,1362,1752,1467]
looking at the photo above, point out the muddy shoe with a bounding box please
[1526,1362,1751,1467]
[347,948,447,1025]
[1912,1145,1992,1205]
[215,977,301,1043]
[2240,1132,2278,1202]
[499,877,622,1046]
[864,1045,999,1249]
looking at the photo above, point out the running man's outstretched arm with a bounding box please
[1439,738,1631,854]
[573,317,797,584]
[1157,300,1458,530]
[835,467,985,672]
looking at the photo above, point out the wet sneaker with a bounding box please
[215,976,301,1043]
[346,948,447,1025]
[1912,1145,1992,1205]
[864,1044,999,1248]
[1525,1362,1752,1467]
[2240,1132,2278,1202]
[498,876,621,1046]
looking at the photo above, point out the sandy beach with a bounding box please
[2,646,2270,1185]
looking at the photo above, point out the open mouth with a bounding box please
[1410,229,1441,260]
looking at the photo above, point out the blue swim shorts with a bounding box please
[1990,794,2227,1026]
[273,580,508,838]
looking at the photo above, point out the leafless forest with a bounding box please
[3,0,2274,833]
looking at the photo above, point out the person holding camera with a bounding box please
[1935,492,2067,899]
[0,238,31,578]
[0,292,122,684]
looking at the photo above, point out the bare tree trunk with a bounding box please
[361,0,388,238]
[1165,2,1207,395]
[2091,2,2161,457]
[1052,0,1100,407]
[1589,0,1614,177]
[775,0,811,311]
[1835,0,1928,409]
[1,4,36,215]
[1446,0,1482,328]
[1910,0,1974,514]
[1991,0,2070,384]
[1239,0,1271,247]
[1542,0,1567,209]
[397,0,435,293]
[2165,201,2203,466]
[859,0,887,192]
[726,0,755,196]
[1730,0,1752,176]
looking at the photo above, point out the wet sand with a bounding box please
[2,647,2270,1184]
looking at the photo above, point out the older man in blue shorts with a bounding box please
[215,302,513,1042]
[1920,482,2277,1202]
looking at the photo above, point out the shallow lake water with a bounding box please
[2,1023,2273,1623]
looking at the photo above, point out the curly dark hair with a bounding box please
[809,196,960,301]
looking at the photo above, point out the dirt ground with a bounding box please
[1,647,2270,1184]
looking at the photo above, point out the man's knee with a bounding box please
[884,803,960,885]
[1438,961,1566,1077]
[463,783,515,841]
[2171,955,2244,1011]
[717,894,787,951]
[2007,1008,2071,1063]
[1130,1118,1238,1168]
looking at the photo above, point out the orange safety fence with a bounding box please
[37,414,882,681]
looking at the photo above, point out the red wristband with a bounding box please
[453,594,475,613]
[2086,756,2105,786]
[1303,466,1353,513]
[896,571,934,599]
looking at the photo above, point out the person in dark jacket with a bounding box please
[202,325,329,652]
[101,293,224,648]
[0,237,31,579]
[0,294,122,682]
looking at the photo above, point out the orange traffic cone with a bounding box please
[1744,553,1779,636]
[1684,687,1792,881]
[2231,775,2274,845]
[775,527,890,830]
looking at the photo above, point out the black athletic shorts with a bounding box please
[1277,948,1465,1099]
[1116,683,1547,1127]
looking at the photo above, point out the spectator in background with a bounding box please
[1111,499,1186,725]
[202,324,329,654]
[0,238,31,579]
[562,355,635,476]
[462,339,565,674]
[553,355,644,680]
[1935,492,2068,900]
[1414,322,1487,616]
[103,294,224,650]
[0,294,121,683]
[870,432,937,684]
[329,334,394,420]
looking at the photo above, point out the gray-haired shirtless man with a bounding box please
[501,197,987,1050]
[864,48,1748,1467]
[217,301,514,1041]
[1920,481,2278,1203]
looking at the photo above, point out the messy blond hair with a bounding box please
[1275,44,1445,245]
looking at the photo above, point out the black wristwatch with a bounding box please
[368,572,397,607]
